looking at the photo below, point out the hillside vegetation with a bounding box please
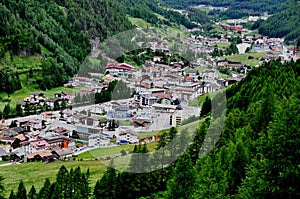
[0,0,133,93]
[257,0,300,45]
[162,0,287,18]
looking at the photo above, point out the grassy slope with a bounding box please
[0,161,106,197]
[128,17,151,29]
[224,51,268,66]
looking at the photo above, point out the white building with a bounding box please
[88,134,110,147]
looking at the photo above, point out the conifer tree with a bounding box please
[38,178,51,199]
[9,190,16,199]
[0,176,4,199]
[200,96,211,118]
[28,185,36,199]
[16,181,27,199]
[167,152,195,199]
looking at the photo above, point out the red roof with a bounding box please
[30,140,50,149]
[106,63,135,71]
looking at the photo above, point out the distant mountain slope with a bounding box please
[258,0,300,45]
[161,0,287,16]
[117,0,209,28]
[0,0,133,93]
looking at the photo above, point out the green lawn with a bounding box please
[214,42,231,48]
[128,17,151,29]
[225,51,268,66]
[40,44,52,57]
[0,161,106,197]
[78,141,158,160]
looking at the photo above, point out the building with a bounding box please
[88,134,110,147]
[117,128,139,144]
[106,63,135,76]
[52,148,73,160]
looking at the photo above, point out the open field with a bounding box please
[77,141,158,160]
[225,51,268,66]
[214,42,231,48]
[0,161,106,197]
[128,17,151,29]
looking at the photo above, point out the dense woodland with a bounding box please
[257,0,300,45]
[1,59,299,198]
[0,0,133,93]
[162,0,287,16]
[117,0,208,28]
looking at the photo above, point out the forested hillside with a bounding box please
[117,0,209,28]
[161,0,287,18]
[2,60,299,198]
[0,0,133,93]
[257,0,300,45]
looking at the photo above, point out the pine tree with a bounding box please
[227,140,249,195]
[9,190,16,199]
[72,190,82,199]
[0,176,4,199]
[94,162,117,199]
[167,152,195,199]
[28,185,36,199]
[38,178,51,199]
[50,183,62,199]
[188,120,208,164]
[239,96,300,198]
[16,181,27,199]
[56,166,69,198]
[200,96,211,118]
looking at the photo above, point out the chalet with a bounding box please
[106,63,135,76]
[73,113,87,124]
[11,134,28,149]
[133,119,151,127]
[110,104,131,118]
[4,127,26,137]
[46,98,61,108]
[52,148,73,160]
[169,110,182,127]
[21,139,50,154]
[54,92,75,103]
[41,111,57,122]
[86,116,101,127]
[44,136,75,149]
[252,34,263,41]
[26,151,54,162]
[25,119,46,132]
[51,127,71,137]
